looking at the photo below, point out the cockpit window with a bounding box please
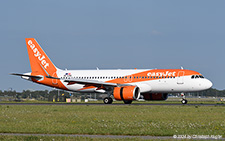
[191,75,204,79]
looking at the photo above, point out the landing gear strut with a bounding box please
[103,97,113,104]
[181,93,188,104]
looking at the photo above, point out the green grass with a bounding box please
[0,135,152,141]
[0,105,225,137]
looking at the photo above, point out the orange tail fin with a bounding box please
[25,38,57,76]
[25,38,67,90]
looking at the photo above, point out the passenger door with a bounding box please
[177,71,184,84]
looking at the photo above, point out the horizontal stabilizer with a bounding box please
[10,73,42,79]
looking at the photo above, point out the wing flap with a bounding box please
[64,79,118,87]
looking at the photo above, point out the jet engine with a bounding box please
[113,86,140,101]
[142,93,168,100]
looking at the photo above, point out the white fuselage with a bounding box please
[55,69,212,94]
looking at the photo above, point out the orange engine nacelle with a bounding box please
[113,86,140,101]
[142,93,168,100]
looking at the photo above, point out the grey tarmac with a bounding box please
[0,103,225,106]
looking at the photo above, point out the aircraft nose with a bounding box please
[205,79,213,89]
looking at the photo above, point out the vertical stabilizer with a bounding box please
[25,38,67,90]
[25,38,57,76]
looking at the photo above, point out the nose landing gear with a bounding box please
[181,93,188,104]
[181,99,188,104]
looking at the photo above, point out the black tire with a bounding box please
[103,97,113,104]
[108,97,113,104]
[123,100,132,104]
[181,99,188,104]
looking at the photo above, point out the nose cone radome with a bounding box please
[205,79,213,89]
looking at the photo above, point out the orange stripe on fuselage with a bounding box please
[32,77,68,90]
[78,69,201,91]
[108,69,200,84]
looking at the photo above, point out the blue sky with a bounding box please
[0,0,225,91]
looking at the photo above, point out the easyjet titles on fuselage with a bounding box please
[147,71,176,77]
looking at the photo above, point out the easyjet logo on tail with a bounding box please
[28,40,49,69]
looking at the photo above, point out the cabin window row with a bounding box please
[61,76,176,79]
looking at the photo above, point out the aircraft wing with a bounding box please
[64,79,118,87]
[46,75,130,87]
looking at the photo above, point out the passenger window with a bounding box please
[191,75,195,79]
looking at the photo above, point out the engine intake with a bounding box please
[114,86,140,101]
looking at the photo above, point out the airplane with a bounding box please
[11,38,213,104]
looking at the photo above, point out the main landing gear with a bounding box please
[181,93,188,104]
[103,97,113,104]
[103,97,133,104]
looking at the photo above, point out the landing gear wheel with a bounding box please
[181,99,188,104]
[123,100,132,104]
[103,97,113,104]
